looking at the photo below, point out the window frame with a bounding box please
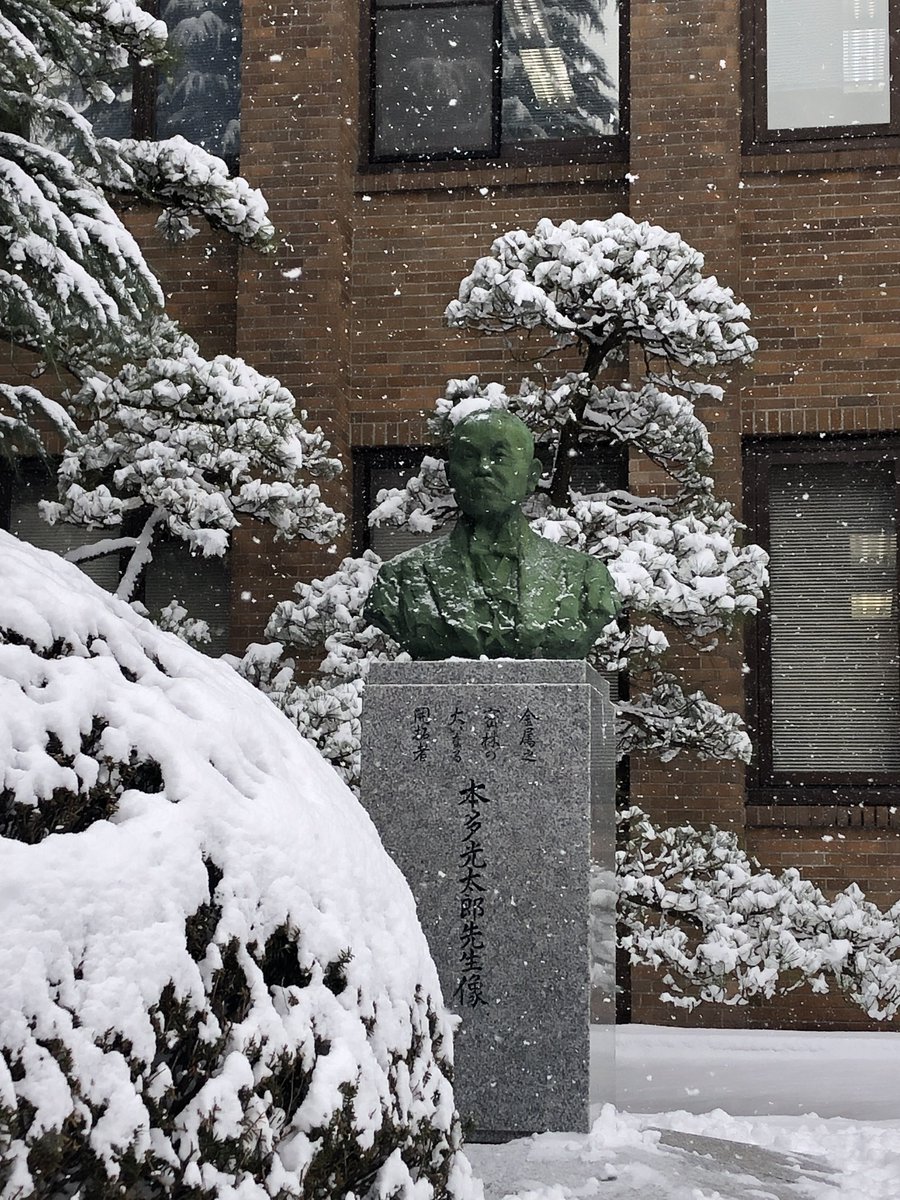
[744,434,900,806]
[361,0,629,169]
[742,0,900,153]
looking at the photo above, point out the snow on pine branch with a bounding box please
[108,137,274,250]
[368,456,455,536]
[266,551,386,648]
[0,132,163,366]
[559,498,767,636]
[3,0,167,90]
[616,671,752,763]
[617,807,900,1021]
[446,214,758,369]
[42,332,344,554]
[0,383,78,459]
[1,1,270,401]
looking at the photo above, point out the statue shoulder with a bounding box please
[526,527,602,575]
[376,534,451,579]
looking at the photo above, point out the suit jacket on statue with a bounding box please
[363,511,620,660]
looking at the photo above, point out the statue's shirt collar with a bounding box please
[451,510,529,563]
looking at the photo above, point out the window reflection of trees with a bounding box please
[371,0,620,160]
[157,0,242,160]
[41,0,242,163]
[503,0,619,143]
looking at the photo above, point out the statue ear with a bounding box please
[528,457,542,490]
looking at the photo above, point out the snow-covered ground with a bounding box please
[468,1024,900,1200]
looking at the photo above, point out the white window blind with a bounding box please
[768,459,900,771]
[766,0,890,129]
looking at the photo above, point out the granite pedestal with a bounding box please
[360,660,616,1139]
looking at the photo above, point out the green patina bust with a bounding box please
[364,408,621,660]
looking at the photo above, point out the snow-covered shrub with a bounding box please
[0,532,475,1199]
[616,807,900,1022]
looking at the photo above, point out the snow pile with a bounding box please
[0,532,474,1199]
[472,1026,900,1200]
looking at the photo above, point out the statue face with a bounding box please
[447,412,541,521]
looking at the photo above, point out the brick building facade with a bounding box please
[5,1,900,1030]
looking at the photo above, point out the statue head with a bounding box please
[446,409,542,523]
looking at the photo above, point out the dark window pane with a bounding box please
[373,5,495,158]
[767,0,889,130]
[502,0,619,144]
[9,469,121,592]
[156,0,242,160]
[144,540,231,655]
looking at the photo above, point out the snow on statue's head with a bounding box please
[0,530,476,1200]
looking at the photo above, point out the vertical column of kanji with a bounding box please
[230,0,357,647]
[626,2,748,924]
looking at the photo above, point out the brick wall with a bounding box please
[230,0,361,643]
[742,166,900,439]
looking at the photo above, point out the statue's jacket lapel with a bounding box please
[415,531,485,658]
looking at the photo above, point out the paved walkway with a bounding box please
[468,1122,838,1200]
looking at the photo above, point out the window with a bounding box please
[63,0,241,163]
[1,461,231,655]
[745,0,900,147]
[744,437,900,805]
[367,0,624,164]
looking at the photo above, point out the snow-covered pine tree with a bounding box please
[244,213,767,780]
[240,215,900,1021]
[0,0,342,607]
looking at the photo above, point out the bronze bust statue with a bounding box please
[364,409,620,659]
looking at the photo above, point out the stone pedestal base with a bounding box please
[360,660,615,1138]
